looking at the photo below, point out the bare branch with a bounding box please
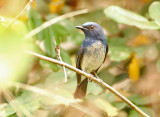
[25,9,88,39]
[53,37,68,83]
[25,50,149,117]
[3,0,33,31]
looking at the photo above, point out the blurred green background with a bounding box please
[0,0,160,117]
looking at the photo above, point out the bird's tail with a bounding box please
[74,78,88,99]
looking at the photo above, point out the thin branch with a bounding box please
[25,9,88,39]
[53,37,67,83]
[3,0,33,31]
[25,50,150,117]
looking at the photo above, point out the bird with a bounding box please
[74,22,108,99]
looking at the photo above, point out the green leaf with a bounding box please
[128,94,151,105]
[149,2,160,22]
[60,49,72,65]
[108,37,131,61]
[39,60,59,72]
[74,9,105,25]
[129,107,155,117]
[0,91,40,117]
[101,92,115,103]
[27,6,45,41]
[104,6,159,30]
[112,102,127,110]
[87,82,103,95]
[122,27,140,39]
[0,103,15,117]
[101,19,120,35]
[43,27,56,58]
[98,69,115,85]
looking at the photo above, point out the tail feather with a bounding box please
[74,78,88,99]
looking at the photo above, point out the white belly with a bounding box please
[81,41,106,73]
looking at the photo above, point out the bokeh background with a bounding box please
[0,0,160,117]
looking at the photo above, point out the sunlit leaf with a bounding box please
[104,6,159,30]
[0,103,15,117]
[149,2,160,22]
[0,17,34,83]
[94,98,118,116]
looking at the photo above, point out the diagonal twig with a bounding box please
[53,37,67,83]
[25,9,88,39]
[25,50,150,117]
[3,0,33,31]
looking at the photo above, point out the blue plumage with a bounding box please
[74,22,108,99]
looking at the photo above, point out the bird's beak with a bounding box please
[75,26,85,30]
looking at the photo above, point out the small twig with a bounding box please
[25,50,150,117]
[25,9,88,39]
[53,37,67,83]
[3,0,33,31]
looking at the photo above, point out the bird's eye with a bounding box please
[90,25,94,29]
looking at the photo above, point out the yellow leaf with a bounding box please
[129,55,140,82]
[32,0,37,10]
[18,12,28,21]
[94,98,118,116]
[132,35,150,47]
[49,0,65,13]
[140,0,152,3]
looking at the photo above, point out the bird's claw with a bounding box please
[88,74,94,82]
[99,79,103,85]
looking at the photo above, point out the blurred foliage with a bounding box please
[0,0,160,117]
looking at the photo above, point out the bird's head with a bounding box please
[75,22,105,39]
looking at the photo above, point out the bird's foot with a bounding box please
[88,74,94,82]
[99,78,103,85]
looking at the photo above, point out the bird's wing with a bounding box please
[103,44,109,63]
[94,44,109,74]
[76,45,84,85]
